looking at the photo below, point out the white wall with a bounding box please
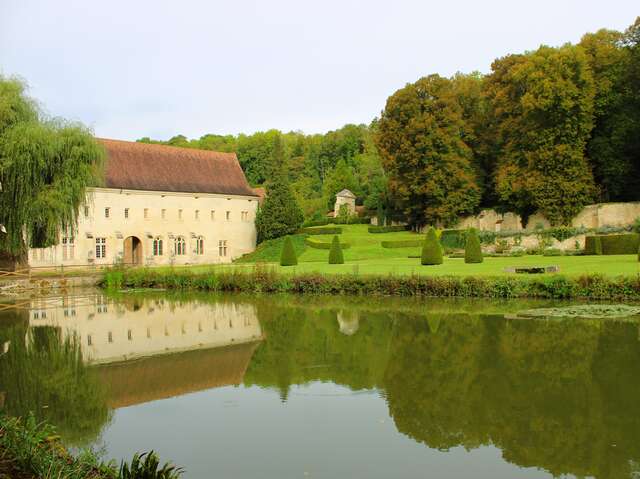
[28,295,262,364]
[28,187,258,267]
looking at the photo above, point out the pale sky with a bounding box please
[0,0,637,141]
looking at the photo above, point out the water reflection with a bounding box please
[1,292,640,478]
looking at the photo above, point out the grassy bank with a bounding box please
[103,267,640,300]
[0,414,182,479]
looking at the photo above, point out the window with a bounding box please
[178,209,183,220]
[105,207,110,218]
[84,206,90,218]
[108,331,113,343]
[127,329,132,340]
[161,209,166,219]
[95,238,106,258]
[62,236,74,261]
[174,236,186,255]
[218,240,227,257]
[144,208,149,219]
[241,211,249,221]
[153,237,163,256]
[87,335,92,346]
[210,210,215,220]
[196,236,204,255]
[195,210,200,220]
[124,208,129,219]
[226,211,231,221]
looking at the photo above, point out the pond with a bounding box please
[1,291,640,478]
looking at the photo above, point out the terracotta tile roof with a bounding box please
[98,138,258,197]
[252,187,266,204]
[96,342,260,408]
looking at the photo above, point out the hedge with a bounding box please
[328,235,345,264]
[103,268,640,301]
[584,236,602,255]
[299,227,343,235]
[280,236,298,266]
[305,238,351,249]
[441,229,466,249]
[464,229,483,263]
[303,217,371,227]
[422,227,443,265]
[381,240,423,248]
[585,234,639,255]
[368,225,409,233]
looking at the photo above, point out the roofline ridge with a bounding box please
[96,137,238,158]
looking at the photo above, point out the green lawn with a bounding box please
[219,224,640,278]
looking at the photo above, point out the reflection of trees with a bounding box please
[247,300,640,479]
[245,304,394,399]
[0,325,110,447]
[385,315,640,479]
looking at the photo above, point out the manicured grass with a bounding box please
[229,224,640,278]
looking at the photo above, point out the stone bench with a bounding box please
[504,265,560,274]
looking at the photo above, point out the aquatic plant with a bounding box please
[120,451,183,479]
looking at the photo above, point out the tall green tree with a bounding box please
[376,74,481,228]
[580,28,638,201]
[254,135,304,242]
[0,76,104,268]
[487,45,597,225]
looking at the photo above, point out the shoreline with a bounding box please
[101,268,640,301]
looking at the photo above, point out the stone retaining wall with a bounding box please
[456,202,640,232]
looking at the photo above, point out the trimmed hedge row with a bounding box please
[305,238,351,249]
[103,268,640,300]
[302,217,370,227]
[381,240,423,248]
[368,225,409,233]
[585,233,639,255]
[299,227,343,235]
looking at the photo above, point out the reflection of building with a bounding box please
[28,139,259,267]
[96,341,259,408]
[337,310,359,336]
[28,294,262,364]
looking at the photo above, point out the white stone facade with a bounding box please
[28,187,258,268]
[334,189,356,217]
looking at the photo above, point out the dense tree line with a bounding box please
[377,17,640,227]
[139,123,390,222]
[141,17,639,229]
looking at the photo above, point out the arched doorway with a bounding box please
[123,236,143,265]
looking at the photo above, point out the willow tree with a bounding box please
[0,76,104,268]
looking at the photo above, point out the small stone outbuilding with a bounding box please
[334,189,356,217]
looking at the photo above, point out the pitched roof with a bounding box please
[252,187,266,204]
[96,342,260,408]
[336,189,356,198]
[98,138,258,197]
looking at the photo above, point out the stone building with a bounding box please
[28,139,259,267]
[334,189,356,217]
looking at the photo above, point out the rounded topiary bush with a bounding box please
[328,235,344,264]
[280,236,297,266]
[421,226,443,265]
[464,228,483,263]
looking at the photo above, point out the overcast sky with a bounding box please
[0,1,637,141]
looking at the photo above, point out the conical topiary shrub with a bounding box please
[328,235,344,264]
[421,226,443,265]
[464,228,483,263]
[280,236,297,266]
